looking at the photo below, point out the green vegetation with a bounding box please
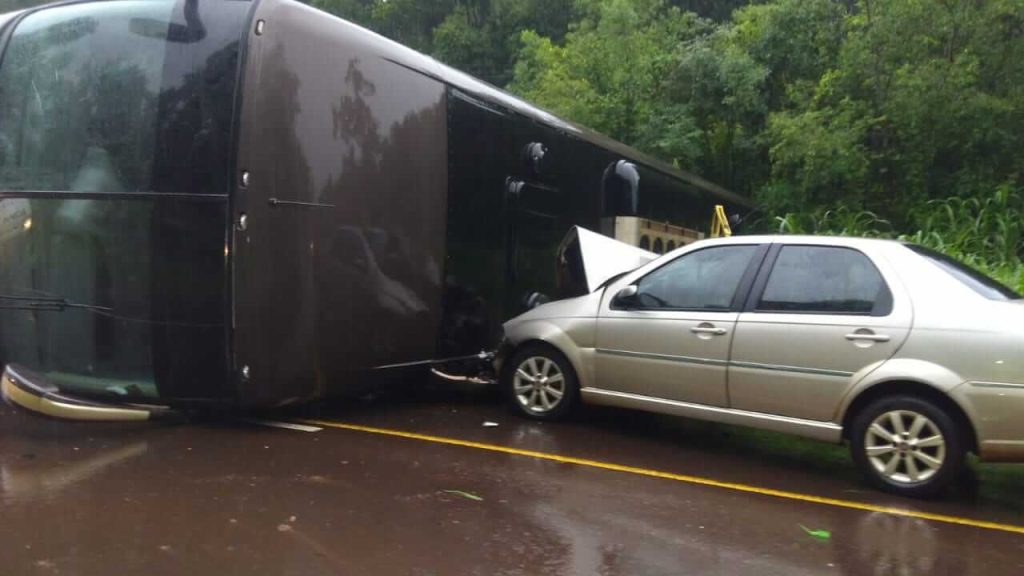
[8,0,1022,285]
[774,191,1024,293]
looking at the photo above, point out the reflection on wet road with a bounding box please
[2,441,147,502]
[1,381,1022,575]
[301,419,1024,535]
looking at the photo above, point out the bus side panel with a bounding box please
[233,0,448,407]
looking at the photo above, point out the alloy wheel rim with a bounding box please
[865,410,946,484]
[513,356,565,414]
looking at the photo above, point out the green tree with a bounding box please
[669,0,765,23]
[765,0,1024,223]
[730,0,846,110]
[510,0,707,155]
[658,27,767,193]
[307,0,457,53]
[306,0,375,24]
[432,0,573,86]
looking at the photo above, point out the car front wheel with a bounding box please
[501,344,579,421]
[849,395,966,498]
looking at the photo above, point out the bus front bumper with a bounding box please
[2,364,160,422]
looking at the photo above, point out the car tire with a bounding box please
[501,344,579,421]
[849,395,966,498]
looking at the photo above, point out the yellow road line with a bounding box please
[301,419,1024,536]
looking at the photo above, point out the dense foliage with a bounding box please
[7,0,1022,290]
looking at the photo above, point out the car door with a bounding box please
[594,244,766,407]
[728,243,912,421]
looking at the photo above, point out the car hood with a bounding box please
[508,291,605,325]
[557,226,656,294]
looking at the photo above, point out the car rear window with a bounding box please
[906,245,1021,300]
[757,245,892,315]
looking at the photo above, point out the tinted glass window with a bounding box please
[0,0,248,403]
[0,197,229,401]
[0,0,244,194]
[758,246,888,314]
[906,244,1021,300]
[635,245,758,310]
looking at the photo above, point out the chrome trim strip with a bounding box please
[596,348,853,378]
[968,381,1024,391]
[581,387,843,443]
[596,348,728,367]
[729,360,853,378]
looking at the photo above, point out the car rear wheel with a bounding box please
[501,344,579,421]
[849,395,966,498]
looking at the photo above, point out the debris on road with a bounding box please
[443,490,484,502]
[482,421,500,427]
[799,525,831,540]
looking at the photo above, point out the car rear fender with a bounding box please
[835,358,968,423]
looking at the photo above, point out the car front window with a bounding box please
[633,245,758,310]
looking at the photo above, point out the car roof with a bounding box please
[694,235,903,249]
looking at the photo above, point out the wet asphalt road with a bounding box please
[1,380,1022,575]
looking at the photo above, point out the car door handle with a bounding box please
[691,326,728,336]
[844,332,890,342]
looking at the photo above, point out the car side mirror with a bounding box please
[612,285,639,308]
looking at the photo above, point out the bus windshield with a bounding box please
[0,0,248,403]
[0,0,178,192]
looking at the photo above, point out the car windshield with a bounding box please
[907,244,1022,300]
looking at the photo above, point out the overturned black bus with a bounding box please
[0,0,751,416]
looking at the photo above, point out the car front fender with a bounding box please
[503,317,596,388]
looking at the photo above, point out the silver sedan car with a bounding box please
[499,235,1024,497]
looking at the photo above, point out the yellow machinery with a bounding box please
[711,204,732,238]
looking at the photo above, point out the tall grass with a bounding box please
[772,189,1024,294]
